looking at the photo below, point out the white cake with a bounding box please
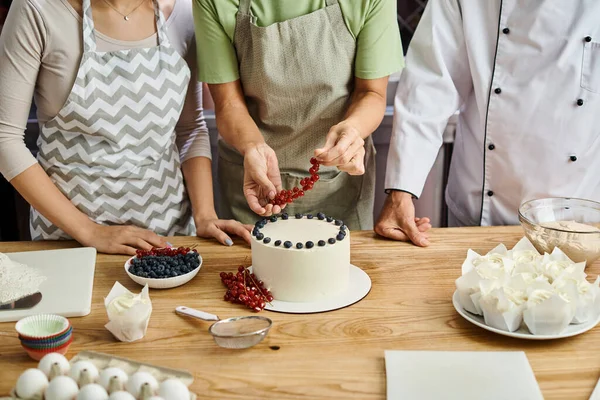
[251,213,350,302]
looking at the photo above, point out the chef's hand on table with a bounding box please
[315,121,366,175]
[375,191,432,247]
[243,142,285,216]
[77,223,169,256]
[195,212,252,246]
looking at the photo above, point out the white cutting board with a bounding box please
[385,350,543,400]
[0,248,96,322]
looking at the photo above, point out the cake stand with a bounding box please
[259,264,371,314]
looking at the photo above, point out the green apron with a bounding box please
[218,0,376,230]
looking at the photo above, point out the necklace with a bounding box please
[101,0,148,21]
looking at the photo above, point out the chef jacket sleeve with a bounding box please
[384,0,473,197]
[0,0,43,181]
[175,35,212,162]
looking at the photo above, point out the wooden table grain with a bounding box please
[1,227,599,399]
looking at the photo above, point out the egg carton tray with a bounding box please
[3,350,198,399]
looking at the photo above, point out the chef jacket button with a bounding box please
[502,28,510,34]
[585,36,592,42]
[494,88,502,94]
[488,144,495,150]
[577,99,584,106]
[487,190,494,197]
[570,155,578,162]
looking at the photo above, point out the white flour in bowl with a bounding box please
[0,252,46,305]
[541,220,600,232]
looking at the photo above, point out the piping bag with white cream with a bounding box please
[104,282,152,342]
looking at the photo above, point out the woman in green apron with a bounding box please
[194,0,404,230]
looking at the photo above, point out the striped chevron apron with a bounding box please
[30,0,194,240]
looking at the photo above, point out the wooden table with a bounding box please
[1,227,599,399]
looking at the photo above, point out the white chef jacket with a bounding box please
[385,0,600,226]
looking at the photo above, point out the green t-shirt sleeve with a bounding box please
[193,0,240,83]
[354,0,405,79]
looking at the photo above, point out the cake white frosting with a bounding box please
[251,213,350,302]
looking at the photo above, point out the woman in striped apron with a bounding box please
[0,0,250,254]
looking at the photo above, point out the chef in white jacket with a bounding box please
[375,0,600,246]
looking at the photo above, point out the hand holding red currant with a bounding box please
[243,143,284,216]
[315,121,366,175]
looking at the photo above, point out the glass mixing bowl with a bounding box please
[518,197,600,266]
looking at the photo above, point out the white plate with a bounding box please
[262,264,371,314]
[452,290,600,340]
[124,254,203,289]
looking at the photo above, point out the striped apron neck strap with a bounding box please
[81,0,171,51]
[81,0,97,53]
[153,0,170,46]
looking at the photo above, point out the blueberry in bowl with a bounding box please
[124,247,203,289]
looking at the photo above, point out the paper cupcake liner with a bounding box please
[21,337,73,361]
[15,314,70,339]
[523,296,574,335]
[19,326,73,345]
[21,336,73,353]
[20,332,72,349]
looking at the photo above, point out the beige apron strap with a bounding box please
[239,0,252,14]
[325,0,338,5]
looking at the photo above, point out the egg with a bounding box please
[125,372,158,398]
[15,368,49,398]
[158,379,190,400]
[146,397,165,400]
[99,367,129,391]
[45,376,79,400]
[38,353,71,378]
[108,392,136,400]
[76,384,109,400]
[70,361,100,386]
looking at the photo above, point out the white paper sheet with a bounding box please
[384,351,543,400]
[589,375,600,400]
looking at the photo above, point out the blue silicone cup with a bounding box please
[19,326,73,346]
[20,332,72,349]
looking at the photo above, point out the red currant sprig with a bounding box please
[135,246,195,259]
[220,266,274,312]
[270,157,320,206]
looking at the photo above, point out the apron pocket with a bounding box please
[581,41,600,93]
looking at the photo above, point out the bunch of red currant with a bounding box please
[269,157,320,206]
[220,266,274,312]
[135,247,195,258]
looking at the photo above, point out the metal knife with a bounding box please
[0,292,42,310]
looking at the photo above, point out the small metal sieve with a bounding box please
[175,306,272,349]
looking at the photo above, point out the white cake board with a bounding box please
[259,264,371,314]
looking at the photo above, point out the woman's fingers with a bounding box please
[206,223,233,246]
[134,227,168,248]
[116,245,138,256]
[217,219,253,244]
